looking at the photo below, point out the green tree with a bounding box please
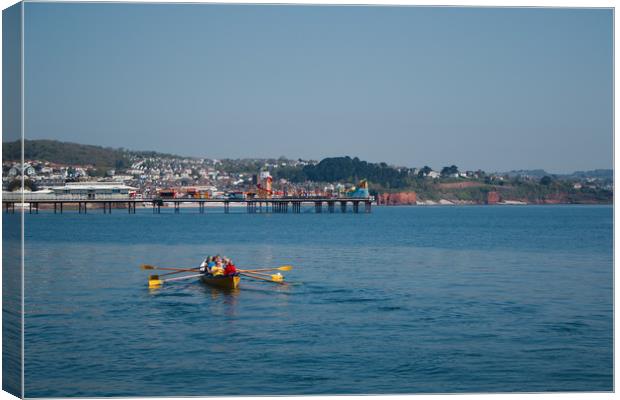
[540,176,553,185]
[440,165,459,177]
[418,166,432,178]
[7,179,37,192]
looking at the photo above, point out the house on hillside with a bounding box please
[8,163,36,178]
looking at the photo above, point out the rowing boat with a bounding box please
[201,273,241,289]
[143,263,291,289]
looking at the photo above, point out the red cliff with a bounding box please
[377,192,417,205]
[486,191,500,205]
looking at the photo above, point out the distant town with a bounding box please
[2,140,613,205]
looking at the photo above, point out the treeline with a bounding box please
[4,139,130,168]
[3,140,180,169]
[273,156,414,190]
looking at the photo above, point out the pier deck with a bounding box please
[2,197,373,214]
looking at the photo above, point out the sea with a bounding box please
[7,205,614,396]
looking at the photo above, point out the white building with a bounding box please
[49,182,137,199]
[8,163,36,177]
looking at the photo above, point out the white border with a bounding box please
[0,1,616,400]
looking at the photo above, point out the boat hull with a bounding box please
[201,274,240,289]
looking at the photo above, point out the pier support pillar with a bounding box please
[224,201,230,214]
[315,201,322,213]
[328,201,335,213]
[174,202,180,214]
[340,201,347,213]
[365,201,372,213]
[353,201,359,213]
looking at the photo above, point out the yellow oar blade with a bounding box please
[277,265,293,271]
[241,272,287,285]
[141,264,156,270]
[148,274,163,288]
[271,273,284,282]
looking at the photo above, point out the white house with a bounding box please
[8,163,36,177]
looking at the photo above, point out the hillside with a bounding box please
[504,169,613,181]
[2,139,613,204]
[3,139,180,169]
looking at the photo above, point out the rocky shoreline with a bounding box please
[376,191,612,206]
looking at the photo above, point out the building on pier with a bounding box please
[3,182,139,201]
[49,182,137,199]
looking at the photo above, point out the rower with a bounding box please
[199,256,210,273]
[207,257,216,274]
[224,259,237,276]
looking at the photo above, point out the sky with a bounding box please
[19,3,613,173]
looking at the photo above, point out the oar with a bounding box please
[238,265,293,273]
[240,272,287,285]
[163,273,204,283]
[148,273,203,288]
[159,269,198,277]
[141,264,199,273]
[241,270,284,279]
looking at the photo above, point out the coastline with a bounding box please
[13,201,612,210]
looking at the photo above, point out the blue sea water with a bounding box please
[12,205,613,396]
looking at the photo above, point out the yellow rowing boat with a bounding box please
[201,274,240,289]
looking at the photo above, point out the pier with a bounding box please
[3,196,373,215]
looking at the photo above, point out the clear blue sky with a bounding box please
[22,3,612,173]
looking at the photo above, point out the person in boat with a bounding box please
[210,256,225,276]
[224,259,237,276]
[199,256,211,273]
[206,257,216,274]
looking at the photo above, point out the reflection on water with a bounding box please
[205,285,239,317]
